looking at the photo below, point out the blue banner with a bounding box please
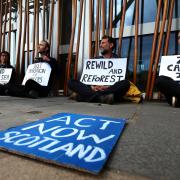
[0,113,126,174]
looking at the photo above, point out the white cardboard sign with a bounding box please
[22,63,52,86]
[0,68,13,85]
[80,58,127,85]
[159,55,180,81]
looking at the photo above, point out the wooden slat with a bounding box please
[8,0,12,53]
[48,0,55,48]
[64,0,77,95]
[15,0,22,74]
[101,0,106,36]
[27,0,30,66]
[36,0,39,58]
[133,0,139,84]
[20,0,27,79]
[73,0,84,80]
[2,0,8,51]
[42,0,46,40]
[146,0,162,99]
[32,0,37,60]
[94,0,100,57]
[89,0,93,58]
[149,0,169,99]
[0,0,3,51]
[109,0,113,36]
[118,0,127,57]
[163,0,175,55]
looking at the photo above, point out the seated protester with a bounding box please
[156,32,180,107]
[157,76,180,107]
[7,40,58,98]
[0,51,17,95]
[68,35,142,104]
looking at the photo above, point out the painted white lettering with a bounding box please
[51,128,78,138]
[46,116,71,125]
[14,136,40,146]
[77,130,115,144]
[84,147,106,162]
[74,118,96,128]
[99,119,121,130]
[0,131,21,140]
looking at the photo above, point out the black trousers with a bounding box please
[68,79,130,102]
[7,79,50,98]
[156,75,180,105]
[0,84,8,95]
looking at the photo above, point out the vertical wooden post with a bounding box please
[146,0,162,99]
[32,1,37,60]
[48,0,55,48]
[16,0,22,74]
[164,0,175,55]
[36,0,39,57]
[20,0,27,79]
[0,0,2,51]
[101,0,106,36]
[42,0,46,40]
[73,0,84,80]
[2,0,8,51]
[118,0,127,57]
[94,0,100,57]
[8,0,12,53]
[27,0,30,66]
[109,0,113,36]
[149,0,169,99]
[89,0,93,58]
[133,0,139,84]
[64,0,77,95]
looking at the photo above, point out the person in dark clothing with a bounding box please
[156,32,180,107]
[68,35,130,104]
[0,51,17,95]
[7,40,58,98]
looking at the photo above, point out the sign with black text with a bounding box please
[0,68,12,85]
[0,113,126,174]
[80,58,127,85]
[159,55,180,81]
[22,63,51,86]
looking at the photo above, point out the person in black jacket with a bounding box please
[156,32,180,107]
[68,35,130,104]
[0,51,17,95]
[7,40,58,98]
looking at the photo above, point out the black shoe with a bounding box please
[99,94,114,104]
[28,90,38,99]
[172,96,180,107]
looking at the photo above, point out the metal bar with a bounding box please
[2,0,8,51]
[16,0,22,74]
[8,0,12,53]
[48,0,55,48]
[101,0,106,36]
[133,0,139,84]
[118,0,127,57]
[64,0,77,95]
[73,0,84,79]
[149,0,169,99]
[163,0,175,55]
[94,0,100,57]
[109,0,113,36]
[89,0,93,58]
[146,0,162,99]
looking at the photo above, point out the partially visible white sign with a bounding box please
[22,63,52,86]
[0,68,12,85]
[80,58,127,85]
[159,55,180,81]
